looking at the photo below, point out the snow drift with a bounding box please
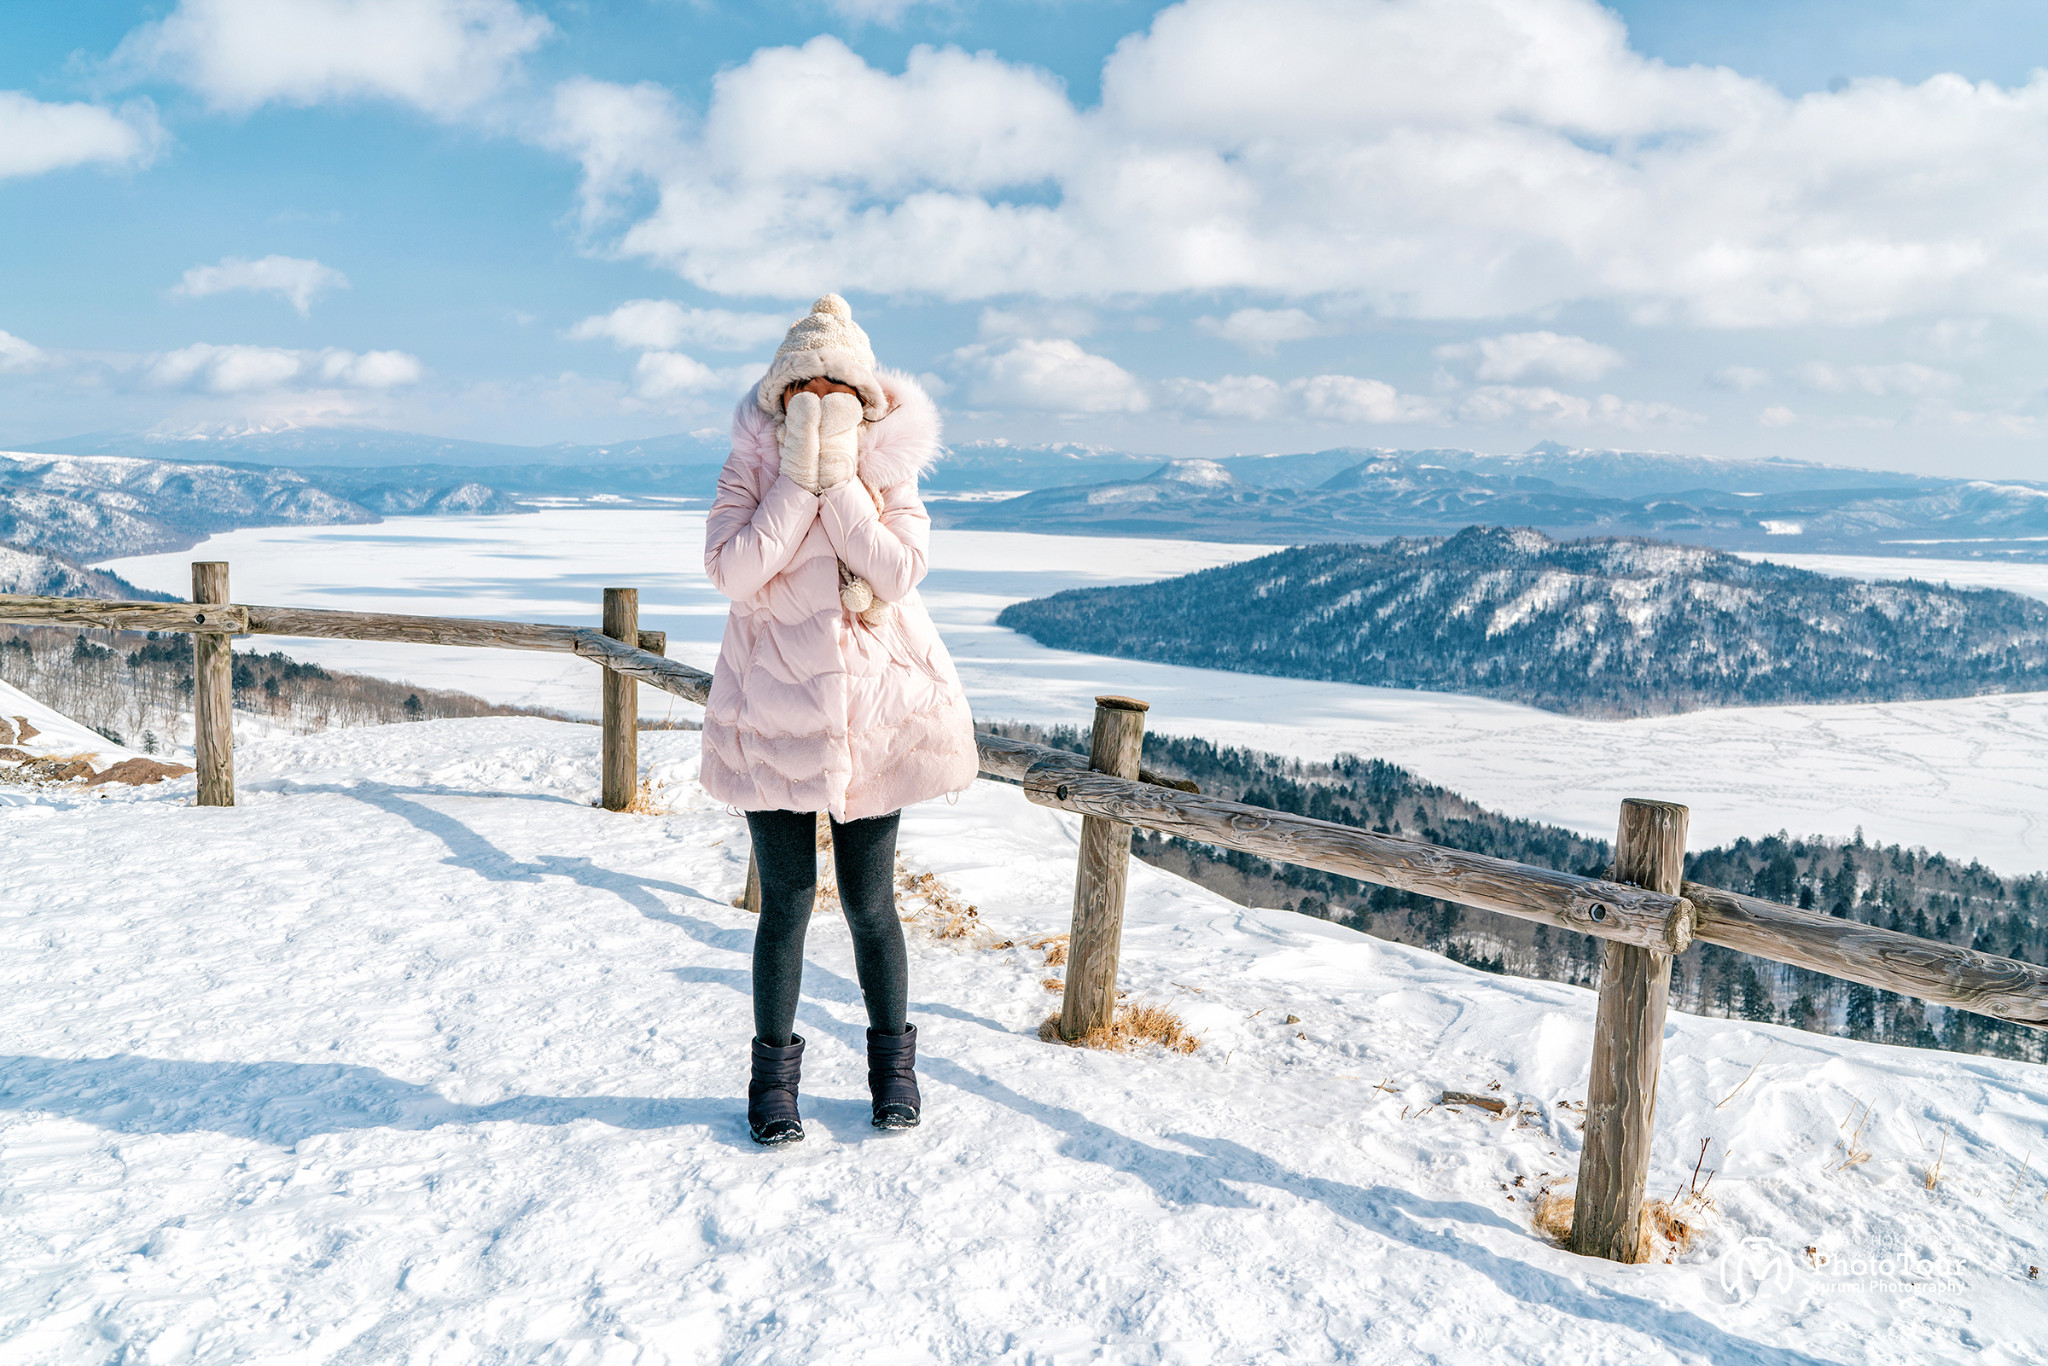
[1,714,2041,1362]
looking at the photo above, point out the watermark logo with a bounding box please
[1719,1237,1797,1300]
[1717,1236,1967,1302]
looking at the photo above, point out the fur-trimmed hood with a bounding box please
[731,367,943,490]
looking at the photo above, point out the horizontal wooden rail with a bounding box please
[0,594,245,634]
[974,730,1194,792]
[979,732,2048,1027]
[241,603,583,652]
[1685,882,2048,1028]
[0,594,713,706]
[10,591,2043,1030]
[1019,760,1697,954]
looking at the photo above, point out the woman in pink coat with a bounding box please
[701,294,979,1145]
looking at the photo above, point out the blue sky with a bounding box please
[3,1,2047,476]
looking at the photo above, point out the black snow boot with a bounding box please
[747,1035,806,1145]
[867,1023,921,1130]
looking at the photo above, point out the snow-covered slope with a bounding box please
[0,677,143,775]
[2,716,2040,1362]
[0,544,171,600]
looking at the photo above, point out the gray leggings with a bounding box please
[745,809,908,1046]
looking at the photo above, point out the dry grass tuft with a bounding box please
[1926,1123,1950,1190]
[1037,1000,1201,1055]
[1533,1193,1575,1244]
[1029,934,1070,967]
[893,859,1006,946]
[622,774,669,815]
[1645,1199,1698,1256]
[1829,1099,1876,1172]
[1041,978,1064,992]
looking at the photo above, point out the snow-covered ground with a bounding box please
[2,717,2041,1363]
[101,514,2048,874]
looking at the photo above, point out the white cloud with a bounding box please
[0,92,161,179]
[626,348,757,401]
[1711,365,1772,391]
[0,330,50,374]
[822,0,938,22]
[543,1,2048,328]
[116,0,552,117]
[1196,308,1328,352]
[1163,374,1288,420]
[1164,373,1437,423]
[1920,317,1989,359]
[1296,375,1438,424]
[1795,361,1959,398]
[955,339,1149,414]
[170,255,351,316]
[144,343,423,393]
[1759,405,1799,427]
[570,301,791,352]
[1436,330,1624,382]
[1457,385,1699,428]
[977,303,1099,340]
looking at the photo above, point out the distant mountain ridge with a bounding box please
[20,425,731,470]
[0,449,527,561]
[995,527,2048,717]
[934,444,2047,559]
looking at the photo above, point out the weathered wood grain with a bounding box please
[243,604,584,651]
[565,630,712,704]
[601,589,640,812]
[190,563,235,808]
[975,732,1194,792]
[1022,765,1694,952]
[1573,798,1687,1264]
[1685,882,2048,1028]
[1059,697,1149,1041]
[239,604,714,704]
[0,594,249,633]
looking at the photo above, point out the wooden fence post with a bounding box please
[190,561,234,807]
[1059,695,1148,1040]
[1572,797,1689,1263]
[601,588,638,811]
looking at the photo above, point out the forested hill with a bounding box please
[994,526,2048,717]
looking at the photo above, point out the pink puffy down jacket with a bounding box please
[699,370,979,821]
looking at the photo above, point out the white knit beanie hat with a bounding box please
[755,294,889,422]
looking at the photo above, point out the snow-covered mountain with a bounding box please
[19,424,730,470]
[933,446,2048,559]
[996,526,2048,717]
[0,543,171,600]
[0,713,2035,1360]
[0,449,528,561]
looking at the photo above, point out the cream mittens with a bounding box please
[780,390,822,492]
[815,391,862,491]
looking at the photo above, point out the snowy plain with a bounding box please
[3,717,2043,1363]
[104,513,2048,875]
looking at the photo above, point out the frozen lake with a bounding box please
[104,516,2048,874]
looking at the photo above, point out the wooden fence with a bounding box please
[5,563,2046,1266]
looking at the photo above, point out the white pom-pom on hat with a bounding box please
[756,292,887,421]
